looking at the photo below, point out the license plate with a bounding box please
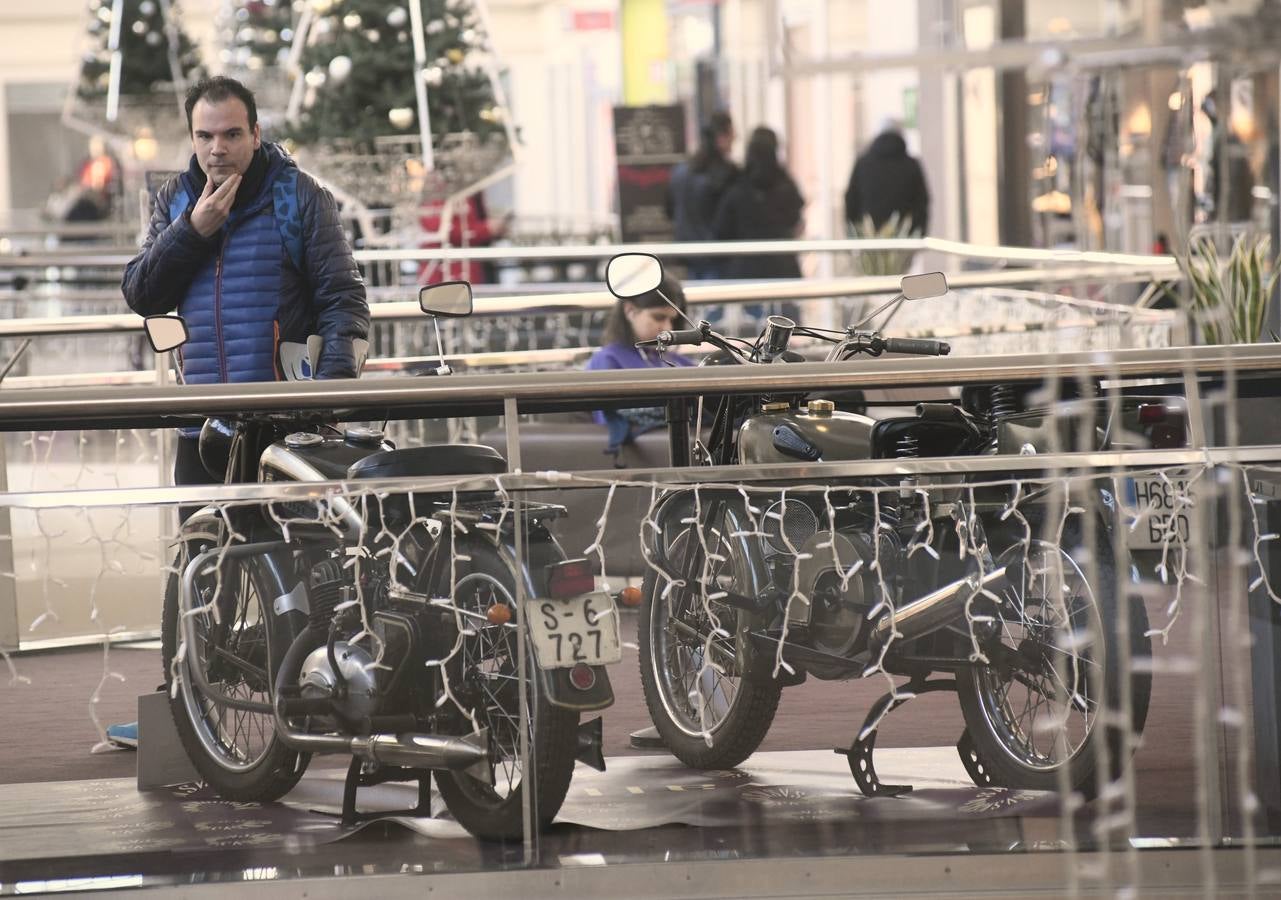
[527,592,622,669]
[1122,475,1195,550]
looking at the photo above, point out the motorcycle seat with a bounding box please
[346,444,507,480]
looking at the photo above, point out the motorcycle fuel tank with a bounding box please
[739,406,876,465]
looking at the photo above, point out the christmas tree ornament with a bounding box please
[365,28,381,42]
[304,67,327,87]
[422,66,443,87]
[426,19,443,34]
[315,16,333,34]
[310,0,335,12]
[327,55,352,83]
[139,0,156,14]
[145,30,162,46]
[342,12,362,30]
[386,7,408,28]
[446,48,464,64]
[388,107,415,129]
[131,20,148,35]
[461,29,476,43]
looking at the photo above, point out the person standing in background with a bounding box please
[666,111,738,279]
[844,120,930,236]
[712,126,805,279]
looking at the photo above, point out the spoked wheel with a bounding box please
[958,519,1151,794]
[639,496,781,769]
[161,542,307,800]
[433,542,578,840]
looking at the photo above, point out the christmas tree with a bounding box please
[218,0,298,75]
[76,0,202,101]
[287,0,507,151]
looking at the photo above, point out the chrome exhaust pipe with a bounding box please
[351,731,490,774]
[870,565,1010,648]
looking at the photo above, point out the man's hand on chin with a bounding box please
[191,171,242,238]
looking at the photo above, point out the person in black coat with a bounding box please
[666,111,738,279]
[844,123,930,235]
[712,126,805,279]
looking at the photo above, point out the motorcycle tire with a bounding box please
[957,514,1152,796]
[638,497,782,769]
[434,541,580,840]
[161,543,308,801]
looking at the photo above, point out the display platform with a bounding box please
[0,748,1061,884]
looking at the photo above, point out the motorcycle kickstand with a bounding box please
[312,757,434,826]
[836,677,957,798]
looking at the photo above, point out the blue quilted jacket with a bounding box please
[122,142,369,384]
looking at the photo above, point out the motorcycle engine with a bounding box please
[789,529,894,668]
[299,641,379,727]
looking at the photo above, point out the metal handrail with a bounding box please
[0,343,1273,433]
[0,237,1177,268]
[0,263,1180,340]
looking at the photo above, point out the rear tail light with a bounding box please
[547,558,595,599]
[569,663,597,691]
[1137,403,1168,424]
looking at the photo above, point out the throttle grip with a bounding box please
[884,337,951,356]
[657,327,707,346]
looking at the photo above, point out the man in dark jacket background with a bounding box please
[123,76,369,486]
[844,121,931,235]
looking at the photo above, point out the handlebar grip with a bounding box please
[658,328,707,346]
[883,337,951,356]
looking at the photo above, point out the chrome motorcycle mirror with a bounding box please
[418,281,473,376]
[606,253,663,299]
[144,314,189,353]
[418,280,474,318]
[900,271,949,301]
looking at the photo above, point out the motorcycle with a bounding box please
[142,281,618,840]
[605,252,1154,797]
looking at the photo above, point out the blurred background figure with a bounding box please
[712,126,805,279]
[418,191,510,285]
[844,119,930,237]
[666,111,738,280]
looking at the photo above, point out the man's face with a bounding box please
[190,97,260,186]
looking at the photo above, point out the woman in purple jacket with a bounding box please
[586,273,695,457]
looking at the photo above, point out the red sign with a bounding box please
[572,10,615,30]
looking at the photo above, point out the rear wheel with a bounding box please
[161,541,307,800]
[958,516,1151,794]
[434,542,579,840]
[639,496,781,769]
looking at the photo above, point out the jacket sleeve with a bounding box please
[910,160,931,236]
[121,178,218,316]
[711,189,738,240]
[297,174,371,379]
[843,161,862,229]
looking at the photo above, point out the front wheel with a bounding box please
[433,541,579,840]
[160,541,307,800]
[957,516,1151,795]
[638,496,781,769]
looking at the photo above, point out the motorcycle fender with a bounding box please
[489,533,616,712]
[541,665,615,711]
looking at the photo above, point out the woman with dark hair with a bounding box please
[712,126,805,279]
[667,111,738,279]
[586,273,695,455]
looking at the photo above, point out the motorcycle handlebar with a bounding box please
[883,337,951,356]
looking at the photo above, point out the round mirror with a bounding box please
[900,271,949,301]
[418,281,474,317]
[605,253,663,299]
[143,315,189,354]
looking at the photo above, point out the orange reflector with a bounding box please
[619,585,643,608]
[486,603,512,625]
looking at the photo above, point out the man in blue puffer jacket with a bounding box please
[113,76,369,750]
[122,76,369,489]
